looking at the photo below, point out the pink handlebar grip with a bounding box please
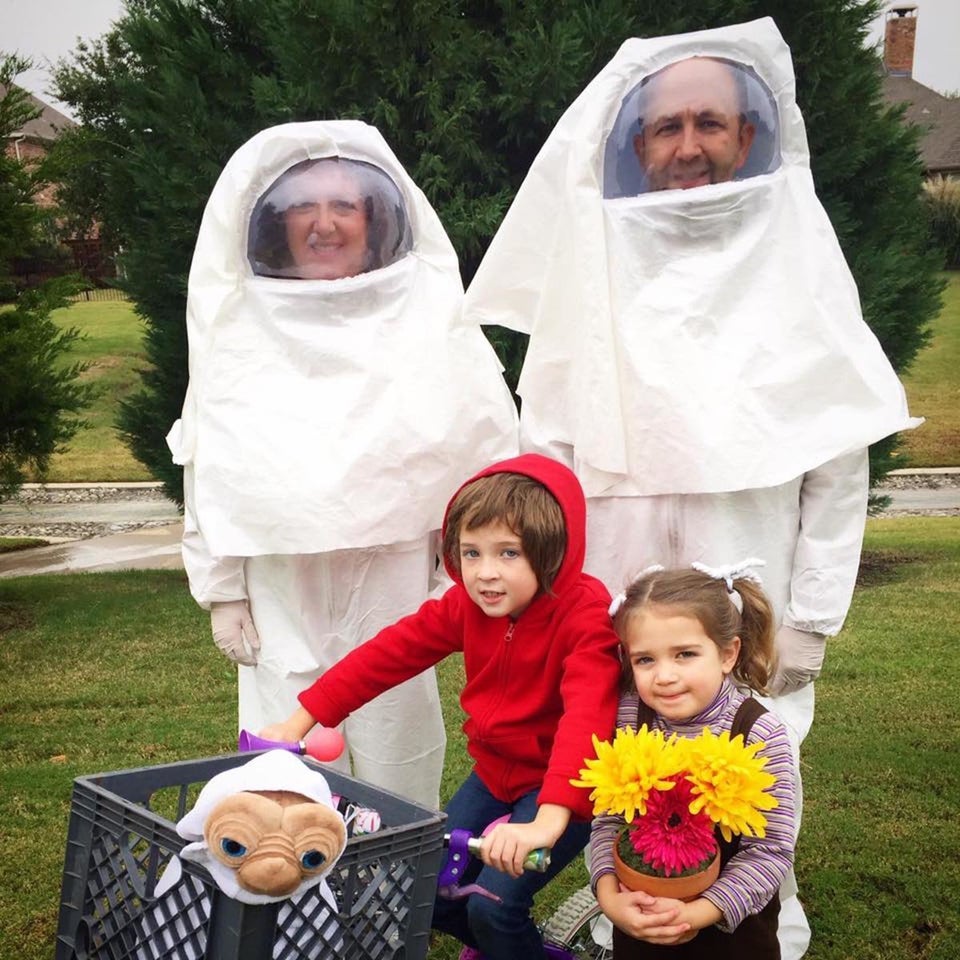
[238,727,345,762]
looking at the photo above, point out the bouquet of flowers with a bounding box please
[572,724,778,893]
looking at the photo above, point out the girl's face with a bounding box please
[623,608,739,722]
[282,164,369,280]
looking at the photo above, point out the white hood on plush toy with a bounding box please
[162,750,344,906]
[167,119,518,556]
[464,18,919,499]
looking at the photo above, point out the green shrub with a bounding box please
[923,175,960,269]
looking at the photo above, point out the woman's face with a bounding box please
[282,163,369,280]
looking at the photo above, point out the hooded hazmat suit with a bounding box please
[167,121,519,809]
[462,19,919,958]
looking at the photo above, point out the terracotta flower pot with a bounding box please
[613,842,720,901]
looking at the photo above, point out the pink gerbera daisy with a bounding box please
[627,775,717,876]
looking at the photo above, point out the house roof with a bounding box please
[882,74,960,175]
[1,85,76,143]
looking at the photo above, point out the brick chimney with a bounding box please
[884,4,918,77]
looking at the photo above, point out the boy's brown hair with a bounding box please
[443,472,567,595]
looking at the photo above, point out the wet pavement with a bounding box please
[0,522,185,578]
[0,471,957,579]
[0,482,184,578]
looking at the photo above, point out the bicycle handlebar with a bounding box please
[443,830,551,873]
[237,726,345,762]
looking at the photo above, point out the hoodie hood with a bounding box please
[441,453,586,599]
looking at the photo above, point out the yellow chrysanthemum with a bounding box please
[571,725,684,821]
[681,728,779,842]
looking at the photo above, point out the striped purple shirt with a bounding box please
[587,678,796,933]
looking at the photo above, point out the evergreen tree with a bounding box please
[0,55,90,500]
[51,0,941,500]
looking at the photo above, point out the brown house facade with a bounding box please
[2,84,114,283]
[880,5,960,178]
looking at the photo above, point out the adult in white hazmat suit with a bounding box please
[463,19,919,958]
[167,121,519,810]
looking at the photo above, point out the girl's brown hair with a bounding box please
[612,567,776,694]
[443,472,566,595]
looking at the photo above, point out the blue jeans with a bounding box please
[432,771,591,960]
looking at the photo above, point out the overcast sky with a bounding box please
[4,0,959,119]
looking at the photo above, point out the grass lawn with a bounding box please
[897,271,960,467]
[34,298,153,483]
[1,516,957,958]
[0,536,49,553]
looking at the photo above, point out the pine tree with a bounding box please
[51,0,941,499]
[0,55,90,500]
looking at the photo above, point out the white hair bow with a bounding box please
[608,564,666,617]
[690,558,766,613]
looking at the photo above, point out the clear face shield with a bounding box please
[603,57,781,198]
[248,157,413,280]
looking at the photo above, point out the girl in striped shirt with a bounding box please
[590,563,797,958]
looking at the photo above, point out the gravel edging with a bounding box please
[2,483,180,541]
[11,485,172,505]
[0,519,181,541]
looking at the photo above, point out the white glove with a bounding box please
[210,600,261,666]
[769,625,826,695]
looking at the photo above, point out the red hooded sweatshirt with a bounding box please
[298,453,621,818]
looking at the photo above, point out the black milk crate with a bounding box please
[55,753,446,960]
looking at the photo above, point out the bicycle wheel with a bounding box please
[542,884,613,960]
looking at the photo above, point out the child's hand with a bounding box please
[629,894,699,945]
[479,803,570,877]
[479,821,550,877]
[595,878,693,945]
[257,723,297,743]
[258,707,315,745]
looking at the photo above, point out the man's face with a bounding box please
[633,58,756,192]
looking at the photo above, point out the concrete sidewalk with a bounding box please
[0,522,184,578]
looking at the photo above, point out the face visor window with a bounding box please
[603,57,781,198]
[248,157,412,280]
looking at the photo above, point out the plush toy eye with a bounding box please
[220,838,247,858]
[300,849,327,870]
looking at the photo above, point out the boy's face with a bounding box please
[458,520,539,619]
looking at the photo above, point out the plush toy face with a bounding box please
[204,789,347,897]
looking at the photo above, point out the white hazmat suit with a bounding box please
[168,121,519,809]
[463,19,919,957]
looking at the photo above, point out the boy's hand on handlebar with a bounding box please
[258,707,315,745]
[480,821,551,878]
[479,804,568,878]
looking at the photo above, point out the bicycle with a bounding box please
[240,731,611,958]
[437,824,611,960]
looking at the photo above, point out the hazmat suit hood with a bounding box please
[463,18,919,499]
[440,452,587,601]
[168,120,518,555]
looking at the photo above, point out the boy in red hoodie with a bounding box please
[260,454,621,959]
